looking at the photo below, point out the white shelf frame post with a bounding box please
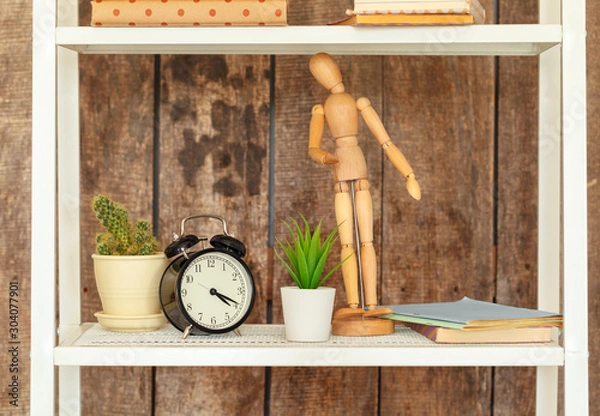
[537,1,561,415]
[31,0,57,413]
[57,0,82,413]
[562,0,589,414]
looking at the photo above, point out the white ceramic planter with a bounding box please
[92,253,169,331]
[280,286,336,342]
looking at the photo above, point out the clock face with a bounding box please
[176,249,254,333]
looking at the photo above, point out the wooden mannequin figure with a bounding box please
[308,52,421,336]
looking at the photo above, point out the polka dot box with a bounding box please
[91,0,288,26]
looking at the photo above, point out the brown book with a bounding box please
[91,0,288,27]
[330,12,475,26]
[405,322,554,344]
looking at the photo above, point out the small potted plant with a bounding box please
[276,214,347,342]
[91,194,168,332]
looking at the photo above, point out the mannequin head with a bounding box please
[309,53,345,93]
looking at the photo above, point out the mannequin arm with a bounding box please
[357,97,421,200]
[308,104,339,165]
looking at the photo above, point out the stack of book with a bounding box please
[382,297,562,344]
[91,0,288,27]
[332,0,485,26]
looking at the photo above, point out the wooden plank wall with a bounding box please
[0,1,32,413]
[2,0,599,414]
[494,1,541,413]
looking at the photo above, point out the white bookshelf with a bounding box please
[56,25,561,55]
[31,1,588,415]
[54,324,564,367]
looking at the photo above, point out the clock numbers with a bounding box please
[176,251,254,333]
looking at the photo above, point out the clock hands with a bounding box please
[216,293,231,306]
[198,283,239,307]
[215,290,239,305]
[213,290,239,306]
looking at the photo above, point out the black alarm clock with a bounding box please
[159,215,255,338]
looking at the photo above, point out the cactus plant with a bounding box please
[91,194,159,255]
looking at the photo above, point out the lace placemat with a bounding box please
[73,323,434,346]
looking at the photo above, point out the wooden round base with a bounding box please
[331,316,395,336]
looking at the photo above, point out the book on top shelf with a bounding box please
[382,297,563,330]
[91,0,288,27]
[403,322,555,344]
[331,11,478,26]
[353,0,483,12]
[352,0,485,23]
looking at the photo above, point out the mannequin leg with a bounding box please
[355,179,377,310]
[334,182,359,308]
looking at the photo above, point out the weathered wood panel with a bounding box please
[378,51,496,413]
[269,1,385,414]
[586,1,600,415]
[494,1,540,414]
[362,4,493,416]
[0,0,31,414]
[271,54,384,415]
[377,3,496,414]
[7,0,599,414]
[78,53,157,414]
[153,54,271,415]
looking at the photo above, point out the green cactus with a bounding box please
[91,194,159,255]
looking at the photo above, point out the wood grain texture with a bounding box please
[270,367,380,416]
[154,54,270,415]
[378,2,496,413]
[11,0,600,415]
[0,0,31,414]
[270,2,385,413]
[493,1,540,414]
[272,54,384,415]
[586,1,599,415]
[378,52,496,414]
[79,53,156,415]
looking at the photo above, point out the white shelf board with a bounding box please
[54,323,564,367]
[56,25,561,56]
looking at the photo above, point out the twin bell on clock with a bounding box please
[159,214,256,338]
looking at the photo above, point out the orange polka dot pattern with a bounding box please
[91,0,288,26]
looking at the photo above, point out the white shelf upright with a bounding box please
[561,0,589,414]
[537,0,561,414]
[31,0,58,413]
[30,0,588,414]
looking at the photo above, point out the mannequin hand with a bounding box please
[308,147,339,165]
[406,174,421,200]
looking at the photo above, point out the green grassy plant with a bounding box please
[276,214,348,289]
